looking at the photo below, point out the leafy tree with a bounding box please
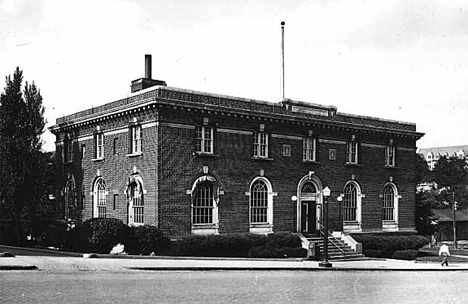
[414,153,436,235]
[415,190,437,235]
[415,153,430,184]
[0,67,48,245]
[431,155,468,209]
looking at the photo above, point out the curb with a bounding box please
[123,266,468,272]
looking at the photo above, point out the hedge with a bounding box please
[126,225,170,255]
[392,249,419,260]
[352,234,428,258]
[175,233,305,258]
[39,219,170,255]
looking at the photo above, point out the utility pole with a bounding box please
[453,191,457,249]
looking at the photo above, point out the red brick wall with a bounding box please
[55,102,419,237]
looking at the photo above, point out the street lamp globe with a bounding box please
[323,186,331,197]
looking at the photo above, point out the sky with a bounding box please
[1,0,467,152]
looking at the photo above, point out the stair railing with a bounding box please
[319,224,346,259]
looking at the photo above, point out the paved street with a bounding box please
[0,270,466,304]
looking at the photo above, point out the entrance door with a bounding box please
[301,200,316,234]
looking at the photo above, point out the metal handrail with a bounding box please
[319,224,346,258]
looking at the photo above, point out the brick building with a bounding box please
[50,55,424,238]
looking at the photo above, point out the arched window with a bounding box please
[343,183,358,222]
[382,183,399,231]
[383,185,395,221]
[191,175,219,235]
[193,181,214,224]
[301,182,317,193]
[128,177,144,225]
[251,180,268,223]
[342,181,362,232]
[93,178,106,218]
[249,177,273,233]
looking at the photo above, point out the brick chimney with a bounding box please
[131,54,166,93]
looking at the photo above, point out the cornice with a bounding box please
[49,87,424,140]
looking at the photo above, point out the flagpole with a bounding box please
[281,21,285,100]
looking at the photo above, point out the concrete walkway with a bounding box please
[1,245,468,272]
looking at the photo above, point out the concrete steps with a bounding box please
[307,235,365,260]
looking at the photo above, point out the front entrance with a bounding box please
[297,175,323,235]
[301,200,317,234]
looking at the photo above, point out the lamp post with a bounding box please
[337,195,343,231]
[319,186,332,268]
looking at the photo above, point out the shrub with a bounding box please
[37,221,69,249]
[248,246,307,258]
[77,218,131,253]
[126,225,170,255]
[352,234,429,258]
[176,234,260,257]
[392,249,419,260]
[363,249,385,258]
[175,233,302,258]
[248,246,283,258]
[266,233,302,248]
[279,247,307,258]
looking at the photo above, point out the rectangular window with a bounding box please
[195,126,213,154]
[113,194,118,210]
[346,141,358,164]
[130,125,142,154]
[65,138,73,162]
[95,133,104,159]
[303,137,316,161]
[385,146,395,167]
[253,132,268,158]
[283,144,291,157]
[113,138,119,155]
[81,144,86,160]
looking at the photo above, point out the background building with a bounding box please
[50,55,424,238]
[419,145,468,170]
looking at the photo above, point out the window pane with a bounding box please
[96,180,106,218]
[193,182,214,224]
[195,126,213,154]
[383,186,394,221]
[250,180,268,223]
[132,182,144,224]
[343,184,357,221]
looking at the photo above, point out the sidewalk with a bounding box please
[1,245,468,272]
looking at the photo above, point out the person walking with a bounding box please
[439,243,450,266]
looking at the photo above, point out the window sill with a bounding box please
[250,223,273,234]
[91,158,105,162]
[384,165,398,169]
[129,222,144,227]
[303,160,320,164]
[191,223,219,235]
[193,152,219,158]
[345,162,362,167]
[343,221,361,233]
[251,156,274,161]
[382,221,398,231]
[127,152,143,158]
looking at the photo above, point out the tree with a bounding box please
[414,153,436,235]
[0,67,47,245]
[432,155,468,209]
